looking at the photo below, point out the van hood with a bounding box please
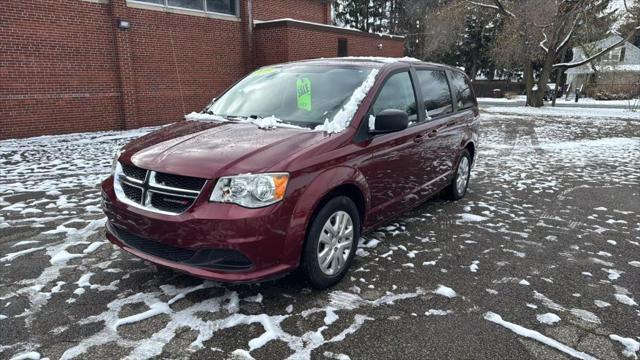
[125,121,326,179]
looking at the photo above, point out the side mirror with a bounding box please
[370,109,409,134]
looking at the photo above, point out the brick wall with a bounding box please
[254,21,405,68]
[1,0,405,140]
[0,0,122,139]
[122,5,248,129]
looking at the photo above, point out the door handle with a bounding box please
[414,134,425,143]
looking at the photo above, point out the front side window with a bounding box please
[209,65,375,128]
[416,70,453,120]
[449,72,475,110]
[370,72,418,124]
[133,0,237,16]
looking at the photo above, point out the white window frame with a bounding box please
[601,47,623,63]
[128,0,240,18]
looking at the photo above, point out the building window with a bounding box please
[601,47,623,63]
[206,0,236,15]
[338,38,348,57]
[131,0,238,16]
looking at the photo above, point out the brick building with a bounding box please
[0,0,405,139]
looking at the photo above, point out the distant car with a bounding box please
[543,83,563,100]
[101,58,480,289]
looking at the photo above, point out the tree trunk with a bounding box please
[552,47,568,107]
[524,61,535,107]
[530,51,557,108]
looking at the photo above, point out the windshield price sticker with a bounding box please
[296,78,312,112]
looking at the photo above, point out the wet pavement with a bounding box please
[1,112,639,359]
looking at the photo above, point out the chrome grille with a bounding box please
[114,162,206,215]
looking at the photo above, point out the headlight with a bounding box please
[210,173,289,208]
[111,148,123,174]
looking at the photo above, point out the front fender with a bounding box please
[281,166,369,268]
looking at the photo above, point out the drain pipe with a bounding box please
[247,0,254,72]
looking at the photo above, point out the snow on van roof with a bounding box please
[298,56,421,65]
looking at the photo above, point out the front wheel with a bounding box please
[301,196,360,289]
[445,149,471,200]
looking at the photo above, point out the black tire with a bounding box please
[445,149,472,201]
[301,196,360,289]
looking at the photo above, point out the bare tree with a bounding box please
[468,0,621,107]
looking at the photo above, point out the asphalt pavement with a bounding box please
[1,112,639,359]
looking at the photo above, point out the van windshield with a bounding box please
[207,65,374,128]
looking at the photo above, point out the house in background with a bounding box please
[1,0,405,139]
[565,33,640,99]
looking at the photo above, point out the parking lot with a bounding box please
[1,110,639,359]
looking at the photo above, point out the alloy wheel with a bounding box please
[456,156,470,195]
[317,210,354,276]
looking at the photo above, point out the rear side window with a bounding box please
[371,72,418,124]
[416,70,453,120]
[449,71,475,110]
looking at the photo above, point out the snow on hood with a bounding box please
[314,69,380,134]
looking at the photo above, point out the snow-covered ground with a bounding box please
[1,111,639,359]
[478,95,640,108]
[483,104,640,120]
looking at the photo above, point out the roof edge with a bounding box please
[254,18,405,41]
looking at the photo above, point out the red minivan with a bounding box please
[101,57,479,288]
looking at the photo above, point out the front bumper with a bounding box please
[101,176,299,283]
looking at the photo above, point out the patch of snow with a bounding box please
[434,285,457,298]
[425,309,453,316]
[458,214,488,222]
[569,309,600,324]
[12,240,40,248]
[484,312,597,360]
[519,279,530,286]
[49,250,84,265]
[469,261,479,273]
[0,246,46,262]
[594,300,611,308]
[602,268,623,280]
[536,313,561,325]
[324,307,339,325]
[503,249,526,258]
[590,257,614,267]
[483,105,640,120]
[533,291,566,312]
[9,351,43,360]
[323,351,351,360]
[609,335,640,359]
[368,115,376,131]
[184,112,227,122]
[614,294,638,306]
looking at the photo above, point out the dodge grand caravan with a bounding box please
[101,57,480,289]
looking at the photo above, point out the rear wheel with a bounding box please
[301,196,360,289]
[445,149,471,200]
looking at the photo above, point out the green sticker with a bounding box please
[253,67,274,76]
[296,78,312,112]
